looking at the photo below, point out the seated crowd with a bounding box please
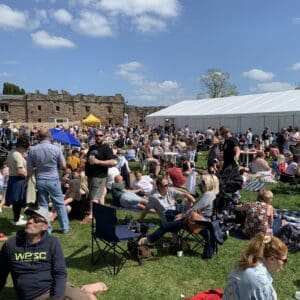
[0,123,298,299]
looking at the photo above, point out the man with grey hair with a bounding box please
[27,128,70,233]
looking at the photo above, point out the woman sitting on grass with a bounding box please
[235,189,283,238]
[223,233,288,300]
[51,171,89,221]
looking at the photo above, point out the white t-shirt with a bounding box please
[132,175,154,193]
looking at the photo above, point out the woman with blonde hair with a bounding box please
[235,189,276,239]
[223,233,288,299]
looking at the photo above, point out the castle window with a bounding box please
[0,104,8,112]
[38,105,42,111]
[38,118,42,122]
[56,106,60,111]
[107,106,112,113]
[86,106,91,112]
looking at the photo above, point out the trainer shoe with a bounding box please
[11,219,27,226]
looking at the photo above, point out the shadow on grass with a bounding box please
[66,243,143,274]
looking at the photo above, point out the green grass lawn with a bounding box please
[0,153,299,299]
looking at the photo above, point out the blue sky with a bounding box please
[1,0,300,106]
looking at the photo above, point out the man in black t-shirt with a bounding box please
[220,126,240,169]
[85,130,117,220]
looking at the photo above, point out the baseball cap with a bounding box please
[24,205,51,226]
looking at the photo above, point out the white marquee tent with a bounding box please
[145,90,300,134]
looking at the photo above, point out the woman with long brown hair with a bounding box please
[223,233,288,299]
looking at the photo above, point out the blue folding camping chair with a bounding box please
[91,203,142,275]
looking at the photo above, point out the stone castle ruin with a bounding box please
[0,89,163,126]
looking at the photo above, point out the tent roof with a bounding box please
[147,90,300,118]
[82,114,101,125]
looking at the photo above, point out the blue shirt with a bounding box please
[223,262,276,300]
[27,141,65,180]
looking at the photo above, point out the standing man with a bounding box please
[27,128,69,233]
[246,128,253,149]
[220,126,240,170]
[85,129,117,220]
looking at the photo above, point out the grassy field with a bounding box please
[0,153,299,299]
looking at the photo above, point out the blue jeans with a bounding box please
[37,178,69,233]
[149,219,185,243]
[120,192,141,209]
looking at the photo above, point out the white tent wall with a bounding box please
[147,112,300,134]
[145,91,300,134]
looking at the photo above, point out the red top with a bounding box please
[167,167,186,187]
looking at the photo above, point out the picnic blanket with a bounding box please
[275,209,300,229]
[242,180,265,192]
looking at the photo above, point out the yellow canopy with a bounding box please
[82,114,101,126]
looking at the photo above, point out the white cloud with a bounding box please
[53,9,73,24]
[289,62,300,71]
[31,30,76,48]
[133,15,167,33]
[116,61,144,83]
[0,4,44,30]
[97,0,180,18]
[256,82,294,92]
[73,11,113,37]
[71,0,180,33]
[116,61,189,105]
[0,4,29,29]
[242,69,274,81]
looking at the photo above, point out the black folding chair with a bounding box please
[91,203,142,275]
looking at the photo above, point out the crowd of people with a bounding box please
[0,122,298,299]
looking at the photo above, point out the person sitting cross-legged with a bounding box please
[111,175,148,209]
[138,174,219,246]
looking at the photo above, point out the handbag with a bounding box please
[184,210,208,234]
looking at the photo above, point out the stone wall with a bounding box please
[0,90,164,127]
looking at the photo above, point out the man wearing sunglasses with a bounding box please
[85,130,117,221]
[0,206,97,300]
[0,205,67,299]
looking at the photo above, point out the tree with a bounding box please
[2,82,25,95]
[198,69,238,99]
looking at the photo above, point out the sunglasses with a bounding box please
[95,134,104,137]
[162,184,169,187]
[275,256,288,264]
[28,215,47,224]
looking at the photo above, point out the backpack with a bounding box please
[201,220,227,259]
[275,224,300,253]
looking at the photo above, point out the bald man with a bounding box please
[27,128,70,234]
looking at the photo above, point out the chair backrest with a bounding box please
[93,203,119,242]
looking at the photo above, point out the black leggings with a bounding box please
[13,202,23,222]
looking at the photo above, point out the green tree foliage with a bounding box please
[198,69,238,99]
[2,82,25,95]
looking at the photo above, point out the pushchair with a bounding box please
[213,165,245,228]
